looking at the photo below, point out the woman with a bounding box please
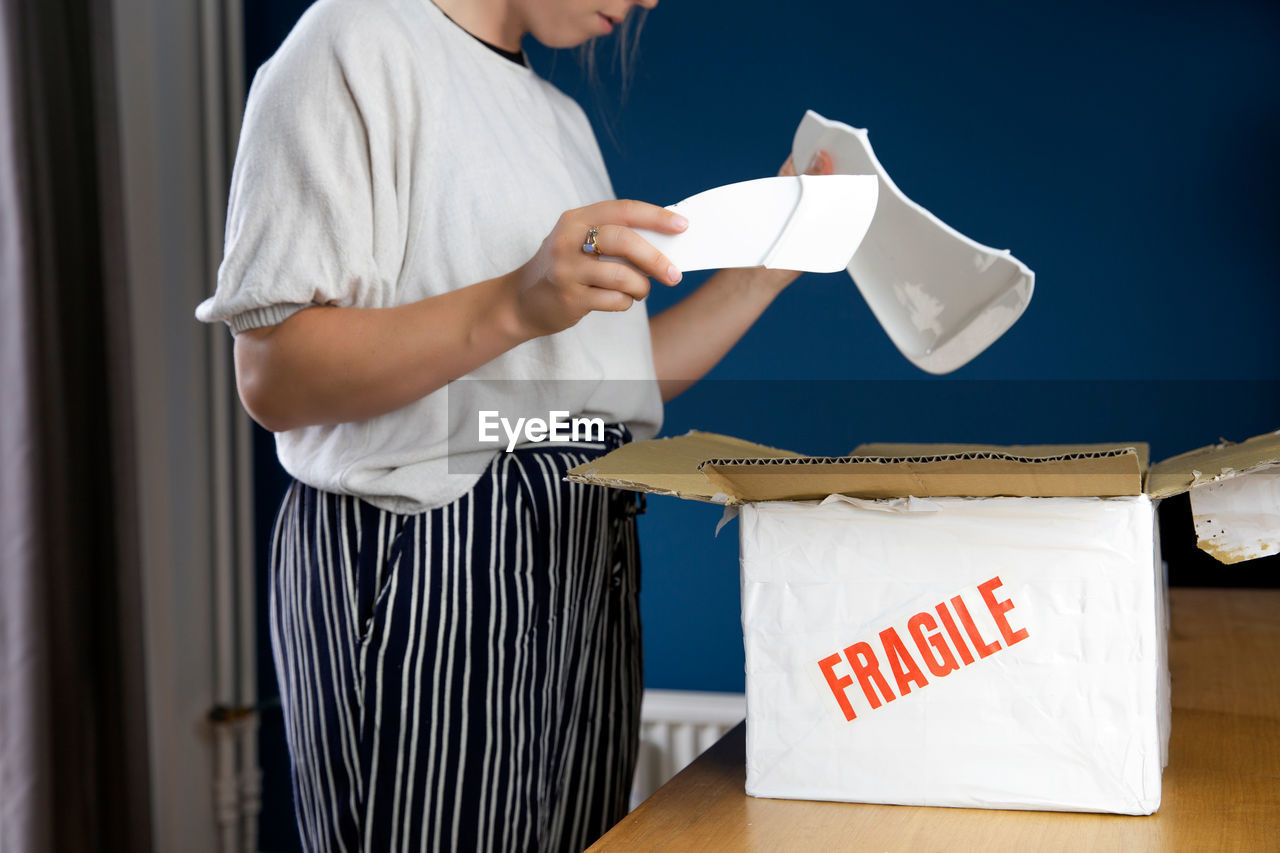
[197,0,829,849]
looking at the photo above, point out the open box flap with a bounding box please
[700,446,1145,502]
[564,430,802,503]
[1145,430,1280,498]
[568,432,1147,503]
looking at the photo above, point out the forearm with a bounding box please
[234,272,529,431]
[649,266,798,401]
[234,197,688,432]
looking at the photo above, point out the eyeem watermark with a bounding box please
[478,410,605,452]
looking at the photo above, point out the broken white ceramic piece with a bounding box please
[631,174,878,274]
[792,110,1034,374]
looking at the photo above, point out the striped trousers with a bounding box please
[269,426,643,852]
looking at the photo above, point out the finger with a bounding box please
[593,224,681,285]
[777,155,797,177]
[584,254,654,300]
[582,284,637,314]
[805,149,833,176]
[581,198,689,234]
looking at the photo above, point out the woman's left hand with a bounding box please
[776,149,833,180]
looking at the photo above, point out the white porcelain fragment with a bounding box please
[632,174,878,274]
[792,110,1035,374]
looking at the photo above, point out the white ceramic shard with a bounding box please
[792,110,1035,374]
[631,174,878,274]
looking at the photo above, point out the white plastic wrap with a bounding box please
[739,495,1169,814]
[1190,467,1280,564]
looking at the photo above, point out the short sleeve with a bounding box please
[195,4,392,334]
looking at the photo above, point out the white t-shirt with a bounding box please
[196,0,663,513]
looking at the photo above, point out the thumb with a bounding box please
[804,149,833,176]
[777,150,834,178]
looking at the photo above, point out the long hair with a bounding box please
[579,8,649,93]
[576,8,649,147]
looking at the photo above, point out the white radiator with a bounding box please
[630,689,746,810]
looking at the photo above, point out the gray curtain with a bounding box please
[0,4,48,847]
[0,0,152,850]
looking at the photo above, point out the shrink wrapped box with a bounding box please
[740,494,1166,813]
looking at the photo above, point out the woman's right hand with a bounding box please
[510,199,688,338]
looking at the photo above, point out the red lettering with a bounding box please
[978,576,1029,646]
[845,641,895,709]
[822,577,1033,722]
[879,627,929,696]
[817,653,857,721]
[934,602,975,665]
[908,611,960,677]
[950,594,1001,658]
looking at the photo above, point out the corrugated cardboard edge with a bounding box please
[854,442,1151,472]
[699,447,1145,501]
[1145,430,1280,498]
[564,430,802,503]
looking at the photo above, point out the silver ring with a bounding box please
[582,226,601,255]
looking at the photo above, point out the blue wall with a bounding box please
[520,1,1280,692]
[530,1,1279,384]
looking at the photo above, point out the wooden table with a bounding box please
[592,588,1280,851]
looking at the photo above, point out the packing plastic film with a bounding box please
[1190,467,1280,563]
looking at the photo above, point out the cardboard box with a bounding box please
[567,430,1280,814]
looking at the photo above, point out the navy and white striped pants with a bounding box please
[269,425,643,852]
